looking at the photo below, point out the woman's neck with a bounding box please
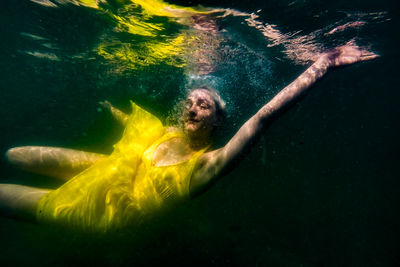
[186,132,212,151]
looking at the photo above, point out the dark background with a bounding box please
[0,0,398,266]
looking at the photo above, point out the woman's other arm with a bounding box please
[99,100,130,125]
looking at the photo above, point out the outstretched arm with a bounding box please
[99,100,130,126]
[190,42,378,196]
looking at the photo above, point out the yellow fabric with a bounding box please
[36,102,206,232]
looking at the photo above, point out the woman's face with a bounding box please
[184,89,218,138]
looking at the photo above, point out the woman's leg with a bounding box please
[0,184,51,221]
[6,146,107,180]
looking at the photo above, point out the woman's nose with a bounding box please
[188,105,197,114]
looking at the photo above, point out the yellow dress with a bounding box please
[36,102,207,232]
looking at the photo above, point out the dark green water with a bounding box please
[0,0,398,266]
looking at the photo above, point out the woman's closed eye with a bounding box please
[200,103,209,109]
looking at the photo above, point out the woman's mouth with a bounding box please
[187,118,199,123]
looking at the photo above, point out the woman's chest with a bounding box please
[150,137,195,167]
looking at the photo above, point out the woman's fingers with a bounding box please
[359,49,379,61]
[98,100,112,109]
[330,42,378,67]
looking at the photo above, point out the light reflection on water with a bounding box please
[10,0,387,109]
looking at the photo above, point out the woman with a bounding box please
[0,43,377,232]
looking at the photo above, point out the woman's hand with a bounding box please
[98,100,113,111]
[98,100,129,125]
[325,40,379,67]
